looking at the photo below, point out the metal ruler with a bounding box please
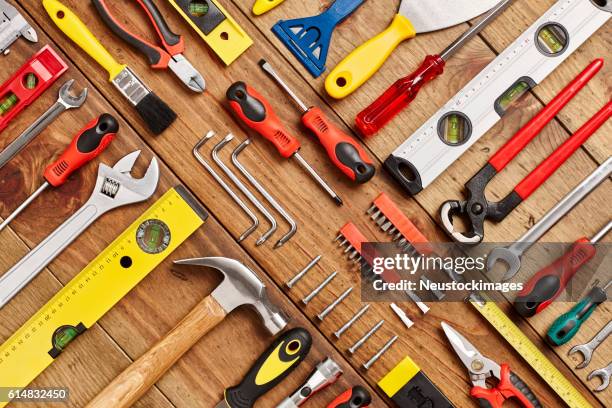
[469,292,593,408]
[0,186,207,406]
[384,0,610,195]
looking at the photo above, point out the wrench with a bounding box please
[487,157,612,281]
[0,79,88,169]
[588,362,612,392]
[0,151,159,308]
[569,321,612,369]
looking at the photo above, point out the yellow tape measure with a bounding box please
[469,293,593,408]
[0,186,207,405]
[169,0,252,65]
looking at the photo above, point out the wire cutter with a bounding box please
[442,322,542,408]
[93,0,205,92]
[439,59,606,245]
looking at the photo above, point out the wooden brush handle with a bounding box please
[86,295,227,408]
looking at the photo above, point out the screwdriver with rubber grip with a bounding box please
[227,81,343,206]
[215,327,312,408]
[547,280,611,346]
[327,386,371,408]
[0,114,118,232]
[514,221,611,317]
[258,60,375,183]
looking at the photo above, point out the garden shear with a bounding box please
[92,0,205,92]
[442,322,542,408]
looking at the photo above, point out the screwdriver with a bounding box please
[327,385,372,408]
[355,0,513,137]
[258,59,376,184]
[546,279,611,346]
[515,221,612,317]
[227,81,344,205]
[0,114,118,232]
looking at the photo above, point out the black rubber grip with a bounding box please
[509,371,543,408]
[92,0,163,66]
[383,155,423,195]
[227,82,266,122]
[138,0,181,46]
[76,113,119,153]
[514,275,560,317]
[336,143,376,183]
[224,328,312,408]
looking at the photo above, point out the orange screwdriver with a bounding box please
[0,114,118,231]
[227,82,343,206]
[259,59,375,184]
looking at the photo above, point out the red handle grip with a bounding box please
[302,107,375,183]
[515,99,611,199]
[327,386,371,408]
[44,114,118,187]
[227,82,300,158]
[355,54,445,137]
[516,238,595,315]
[471,364,539,408]
[489,59,604,172]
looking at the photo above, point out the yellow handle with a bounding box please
[325,14,416,99]
[42,0,126,81]
[253,0,286,15]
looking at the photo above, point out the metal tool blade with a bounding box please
[399,0,502,33]
[441,322,482,370]
[168,54,205,92]
[214,400,229,408]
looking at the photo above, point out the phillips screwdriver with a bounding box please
[227,82,344,206]
[0,114,118,232]
[515,221,612,317]
[258,59,376,184]
[355,0,513,137]
[547,279,611,346]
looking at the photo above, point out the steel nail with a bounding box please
[348,319,384,354]
[334,304,370,338]
[302,271,337,305]
[317,287,353,321]
[286,255,321,289]
[363,335,398,370]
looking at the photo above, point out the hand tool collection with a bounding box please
[326,0,509,100]
[383,0,610,195]
[0,0,609,406]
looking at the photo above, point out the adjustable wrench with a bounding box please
[0,79,88,169]
[487,157,612,281]
[569,321,612,369]
[0,151,159,308]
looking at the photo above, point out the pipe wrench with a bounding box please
[0,151,159,308]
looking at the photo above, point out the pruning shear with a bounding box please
[442,322,542,408]
[92,0,205,92]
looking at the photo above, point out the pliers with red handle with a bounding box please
[92,0,205,92]
[439,59,608,245]
[442,322,542,408]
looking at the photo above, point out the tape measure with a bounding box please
[384,0,610,195]
[469,292,593,408]
[0,186,208,405]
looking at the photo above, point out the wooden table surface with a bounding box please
[0,0,610,406]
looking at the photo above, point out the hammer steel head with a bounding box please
[173,257,288,335]
[58,79,88,109]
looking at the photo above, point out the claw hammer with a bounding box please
[86,257,289,408]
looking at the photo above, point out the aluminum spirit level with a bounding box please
[384,0,610,195]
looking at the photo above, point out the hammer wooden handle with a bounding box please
[86,295,227,408]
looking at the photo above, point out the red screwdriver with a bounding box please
[258,59,376,184]
[355,0,512,137]
[514,220,612,317]
[227,81,344,205]
[0,114,118,231]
